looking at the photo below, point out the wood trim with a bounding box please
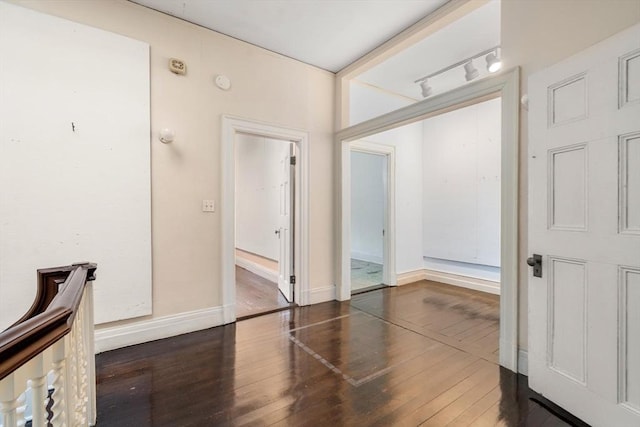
[12,266,74,326]
[0,262,97,381]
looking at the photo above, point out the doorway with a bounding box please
[221,116,310,324]
[337,69,520,371]
[234,133,294,317]
[349,141,396,293]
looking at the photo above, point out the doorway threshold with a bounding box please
[237,304,297,321]
[351,284,386,296]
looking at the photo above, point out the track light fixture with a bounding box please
[415,46,501,98]
[485,50,502,73]
[464,60,479,81]
[420,79,432,98]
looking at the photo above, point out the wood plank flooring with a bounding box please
[236,266,290,318]
[95,281,588,427]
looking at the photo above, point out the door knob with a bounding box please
[527,254,542,278]
[275,229,280,236]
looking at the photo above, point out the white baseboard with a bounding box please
[424,269,500,295]
[395,269,500,295]
[95,305,231,354]
[350,251,383,264]
[518,348,528,376]
[306,285,336,304]
[236,256,278,283]
[397,269,427,286]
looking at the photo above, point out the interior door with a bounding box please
[277,143,293,302]
[528,24,640,426]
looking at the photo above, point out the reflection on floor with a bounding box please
[235,266,289,318]
[351,258,383,291]
[96,280,586,426]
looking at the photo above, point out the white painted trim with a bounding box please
[423,269,500,295]
[235,257,278,283]
[350,140,397,287]
[336,68,520,373]
[94,306,226,353]
[306,285,336,305]
[395,268,500,295]
[518,349,529,376]
[221,116,311,324]
[396,269,426,286]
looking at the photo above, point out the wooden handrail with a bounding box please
[0,262,97,382]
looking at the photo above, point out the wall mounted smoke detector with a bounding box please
[215,74,231,90]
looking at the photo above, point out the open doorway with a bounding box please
[337,69,519,371]
[234,133,294,318]
[221,116,310,324]
[350,141,396,294]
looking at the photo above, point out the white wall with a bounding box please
[350,151,384,263]
[6,0,335,336]
[0,2,152,329]
[353,126,424,275]
[235,134,289,261]
[422,98,501,281]
[349,81,417,125]
[350,83,424,275]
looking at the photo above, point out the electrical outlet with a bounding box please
[202,200,215,212]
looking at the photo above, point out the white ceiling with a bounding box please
[357,0,500,100]
[131,0,450,72]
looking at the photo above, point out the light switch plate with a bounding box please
[202,200,215,212]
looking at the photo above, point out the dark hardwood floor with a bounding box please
[95,281,587,426]
[236,266,290,318]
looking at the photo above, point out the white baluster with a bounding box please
[74,301,88,426]
[68,325,79,427]
[84,282,97,426]
[50,338,70,427]
[15,393,26,427]
[0,374,19,427]
[25,354,48,427]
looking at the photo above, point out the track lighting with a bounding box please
[414,45,501,97]
[486,50,502,73]
[420,79,432,98]
[464,60,479,81]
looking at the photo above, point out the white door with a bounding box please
[277,143,293,302]
[528,24,640,426]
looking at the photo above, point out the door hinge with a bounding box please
[290,275,296,284]
[290,156,296,165]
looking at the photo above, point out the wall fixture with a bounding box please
[215,74,231,90]
[169,58,186,75]
[415,46,501,98]
[159,128,175,144]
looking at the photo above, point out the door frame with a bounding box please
[221,116,310,323]
[336,68,520,372]
[349,141,396,288]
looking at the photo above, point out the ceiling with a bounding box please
[130,0,450,72]
[357,0,500,100]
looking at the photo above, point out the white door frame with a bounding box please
[336,68,520,372]
[221,116,310,323]
[350,141,397,287]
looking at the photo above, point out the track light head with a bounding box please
[420,79,432,98]
[464,60,479,81]
[486,51,502,73]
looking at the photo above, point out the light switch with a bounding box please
[202,200,215,212]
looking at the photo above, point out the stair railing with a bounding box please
[0,262,97,427]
